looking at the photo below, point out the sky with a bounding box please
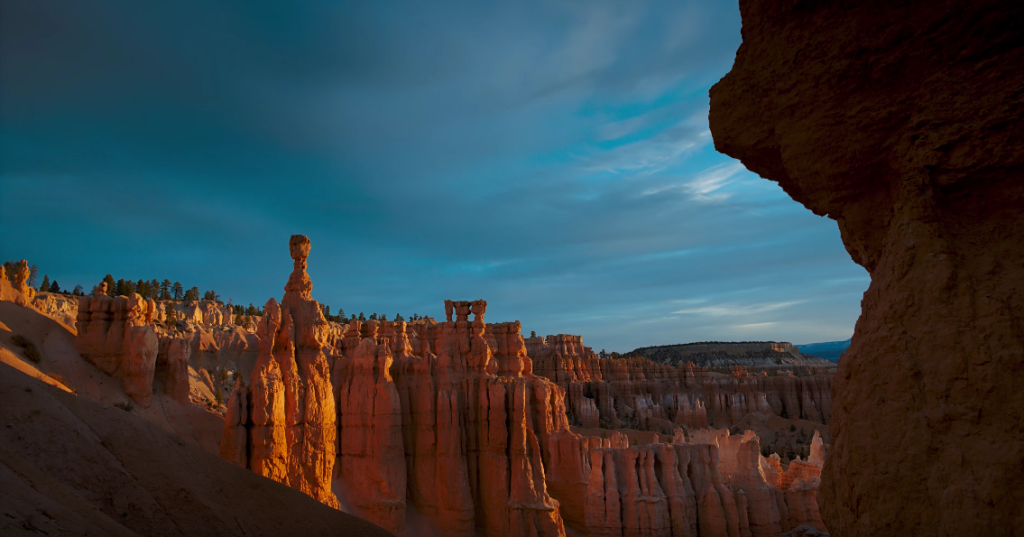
[0,0,868,352]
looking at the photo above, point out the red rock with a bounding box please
[336,338,407,532]
[529,335,831,459]
[219,375,249,467]
[709,0,1024,533]
[6,260,36,302]
[220,236,340,510]
[75,288,159,407]
[0,264,31,307]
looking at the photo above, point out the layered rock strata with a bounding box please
[213,237,835,535]
[709,0,1024,533]
[529,335,832,460]
[74,283,160,407]
[545,427,826,536]
[220,235,339,509]
[332,299,567,536]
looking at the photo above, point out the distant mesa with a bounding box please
[628,340,836,372]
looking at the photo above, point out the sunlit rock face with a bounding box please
[334,300,568,536]
[220,235,340,510]
[218,235,837,536]
[75,286,159,407]
[709,0,1024,534]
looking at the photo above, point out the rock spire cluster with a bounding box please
[213,236,831,536]
[221,235,339,508]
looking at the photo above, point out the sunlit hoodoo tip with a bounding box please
[289,234,311,260]
[443,298,487,322]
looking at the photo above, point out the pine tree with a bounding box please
[29,265,38,289]
[136,279,147,298]
[531,331,537,338]
[160,280,171,299]
[49,280,60,293]
[103,274,116,297]
[337,308,345,320]
[39,275,50,293]
[172,281,184,300]
[358,312,366,321]
[186,286,199,301]
[396,313,404,321]
[73,285,84,296]
[247,303,258,316]
[166,307,178,324]
[350,313,356,322]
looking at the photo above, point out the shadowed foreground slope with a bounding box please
[0,361,393,537]
[710,0,1023,535]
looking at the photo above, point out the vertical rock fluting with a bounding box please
[709,1,1024,534]
[215,240,832,536]
[75,283,159,407]
[529,335,832,460]
[220,236,339,509]
[545,426,826,536]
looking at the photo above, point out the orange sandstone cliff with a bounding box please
[215,237,832,536]
[709,0,1024,534]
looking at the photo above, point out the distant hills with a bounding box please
[627,341,835,371]
[795,338,852,362]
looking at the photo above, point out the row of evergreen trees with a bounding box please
[226,303,430,324]
[340,312,427,323]
[96,275,223,304]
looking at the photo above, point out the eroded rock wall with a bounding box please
[529,335,832,461]
[75,284,160,407]
[709,1,1024,534]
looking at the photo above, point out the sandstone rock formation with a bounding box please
[30,292,79,330]
[213,235,831,536]
[0,266,26,306]
[75,283,160,407]
[0,262,33,306]
[709,0,1024,533]
[221,235,340,509]
[529,334,832,461]
[7,260,36,301]
[545,426,827,536]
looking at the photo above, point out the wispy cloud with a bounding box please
[0,0,867,352]
[672,300,806,317]
[642,162,745,199]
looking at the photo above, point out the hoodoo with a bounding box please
[220,235,340,509]
[709,0,1024,534]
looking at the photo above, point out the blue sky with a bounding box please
[0,0,868,352]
